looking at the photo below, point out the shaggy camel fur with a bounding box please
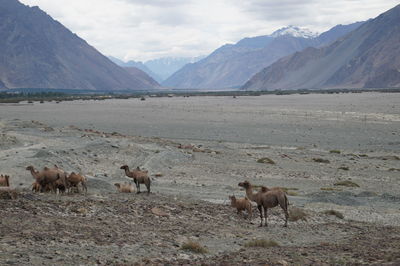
[26,165,66,193]
[238,180,289,227]
[0,175,10,187]
[114,183,135,193]
[120,165,151,194]
[229,195,252,219]
[67,172,87,193]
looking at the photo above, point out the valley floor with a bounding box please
[0,94,399,265]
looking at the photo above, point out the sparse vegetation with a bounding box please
[287,191,299,196]
[257,157,276,164]
[334,180,360,187]
[321,187,342,191]
[338,166,349,171]
[313,157,330,163]
[289,207,308,222]
[180,241,208,254]
[244,239,279,248]
[330,150,341,154]
[323,210,344,219]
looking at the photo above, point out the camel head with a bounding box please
[26,165,35,171]
[120,165,129,170]
[114,183,121,188]
[238,180,251,189]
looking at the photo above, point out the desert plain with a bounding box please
[0,92,399,265]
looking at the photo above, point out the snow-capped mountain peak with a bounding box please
[271,26,318,38]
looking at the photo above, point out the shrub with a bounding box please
[180,241,208,254]
[338,166,349,171]
[334,180,359,187]
[289,207,308,222]
[312,158,330,163]
[330,150,341,154]
[323,210,344,219]
[257,157,276,165]
[244,239,279,248]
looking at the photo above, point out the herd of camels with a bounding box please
[0,164,290,227]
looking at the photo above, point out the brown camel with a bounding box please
[0,175,10,187]
[67,172,87,193]
[238,180,289,227]
[120,165,151,194]
[26,165,66,193]
[229,195,252,219]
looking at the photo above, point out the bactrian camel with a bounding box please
[120,165,151,194]
[238,180,289,227]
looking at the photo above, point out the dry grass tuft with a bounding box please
[321,187,342,191]
[312,158,330,163]
[323,210,344,219]
[289,207,308,222]
[287,191,299,196]
[244,239,279,248]
[180,241,208,254]
[334,180,359,187]
[257,157,276,164]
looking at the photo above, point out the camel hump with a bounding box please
[261,186,269,192]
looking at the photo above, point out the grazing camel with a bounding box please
[0,175,10,187]
[229,195,252,219]
[114,183,135,193]
[67,172,87,193]
[120,165,151,194]
[238,180,289,227]
[26,165,66,193]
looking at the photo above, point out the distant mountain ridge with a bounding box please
[110,56,204,82]
[108,56,162,83]
[162,22,363,89]
[0,0,159,91]
[243,5,400,90]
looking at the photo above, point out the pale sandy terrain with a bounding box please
[0,93,399,265]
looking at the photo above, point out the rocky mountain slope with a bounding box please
[243,5,400,90]
[0,0,159,91]
[163,24,362,89]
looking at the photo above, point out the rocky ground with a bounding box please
[0,100,400,265]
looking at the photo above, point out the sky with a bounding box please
[20,0,400,62]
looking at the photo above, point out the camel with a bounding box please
[238,180,289,227]
[26,165,66,193]
[114,183,135,193]
[229,195,252,219]
[66,172,87,193]
[120,165,151,194]
[0,175,10,187]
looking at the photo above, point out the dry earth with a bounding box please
[0,94,400,265]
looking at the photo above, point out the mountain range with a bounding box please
[109,56,204,83]
[162,23,363,89]
[243,4,400,90]
[0,0,159,91]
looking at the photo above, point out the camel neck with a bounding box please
[245,186,255,201]
[124,168,130,176]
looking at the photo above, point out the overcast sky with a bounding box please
[20,0,399,62]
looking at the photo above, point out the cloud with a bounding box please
[19,0,399,61]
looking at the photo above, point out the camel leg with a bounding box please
[82,182,87,193]
[248,206,252,220]
[263,206,268,227]
[257,205,263,227]
[146,184,150,194]
[136,182,141,194]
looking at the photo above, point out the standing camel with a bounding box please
[238,180,289,227]
[120,165,151,194]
